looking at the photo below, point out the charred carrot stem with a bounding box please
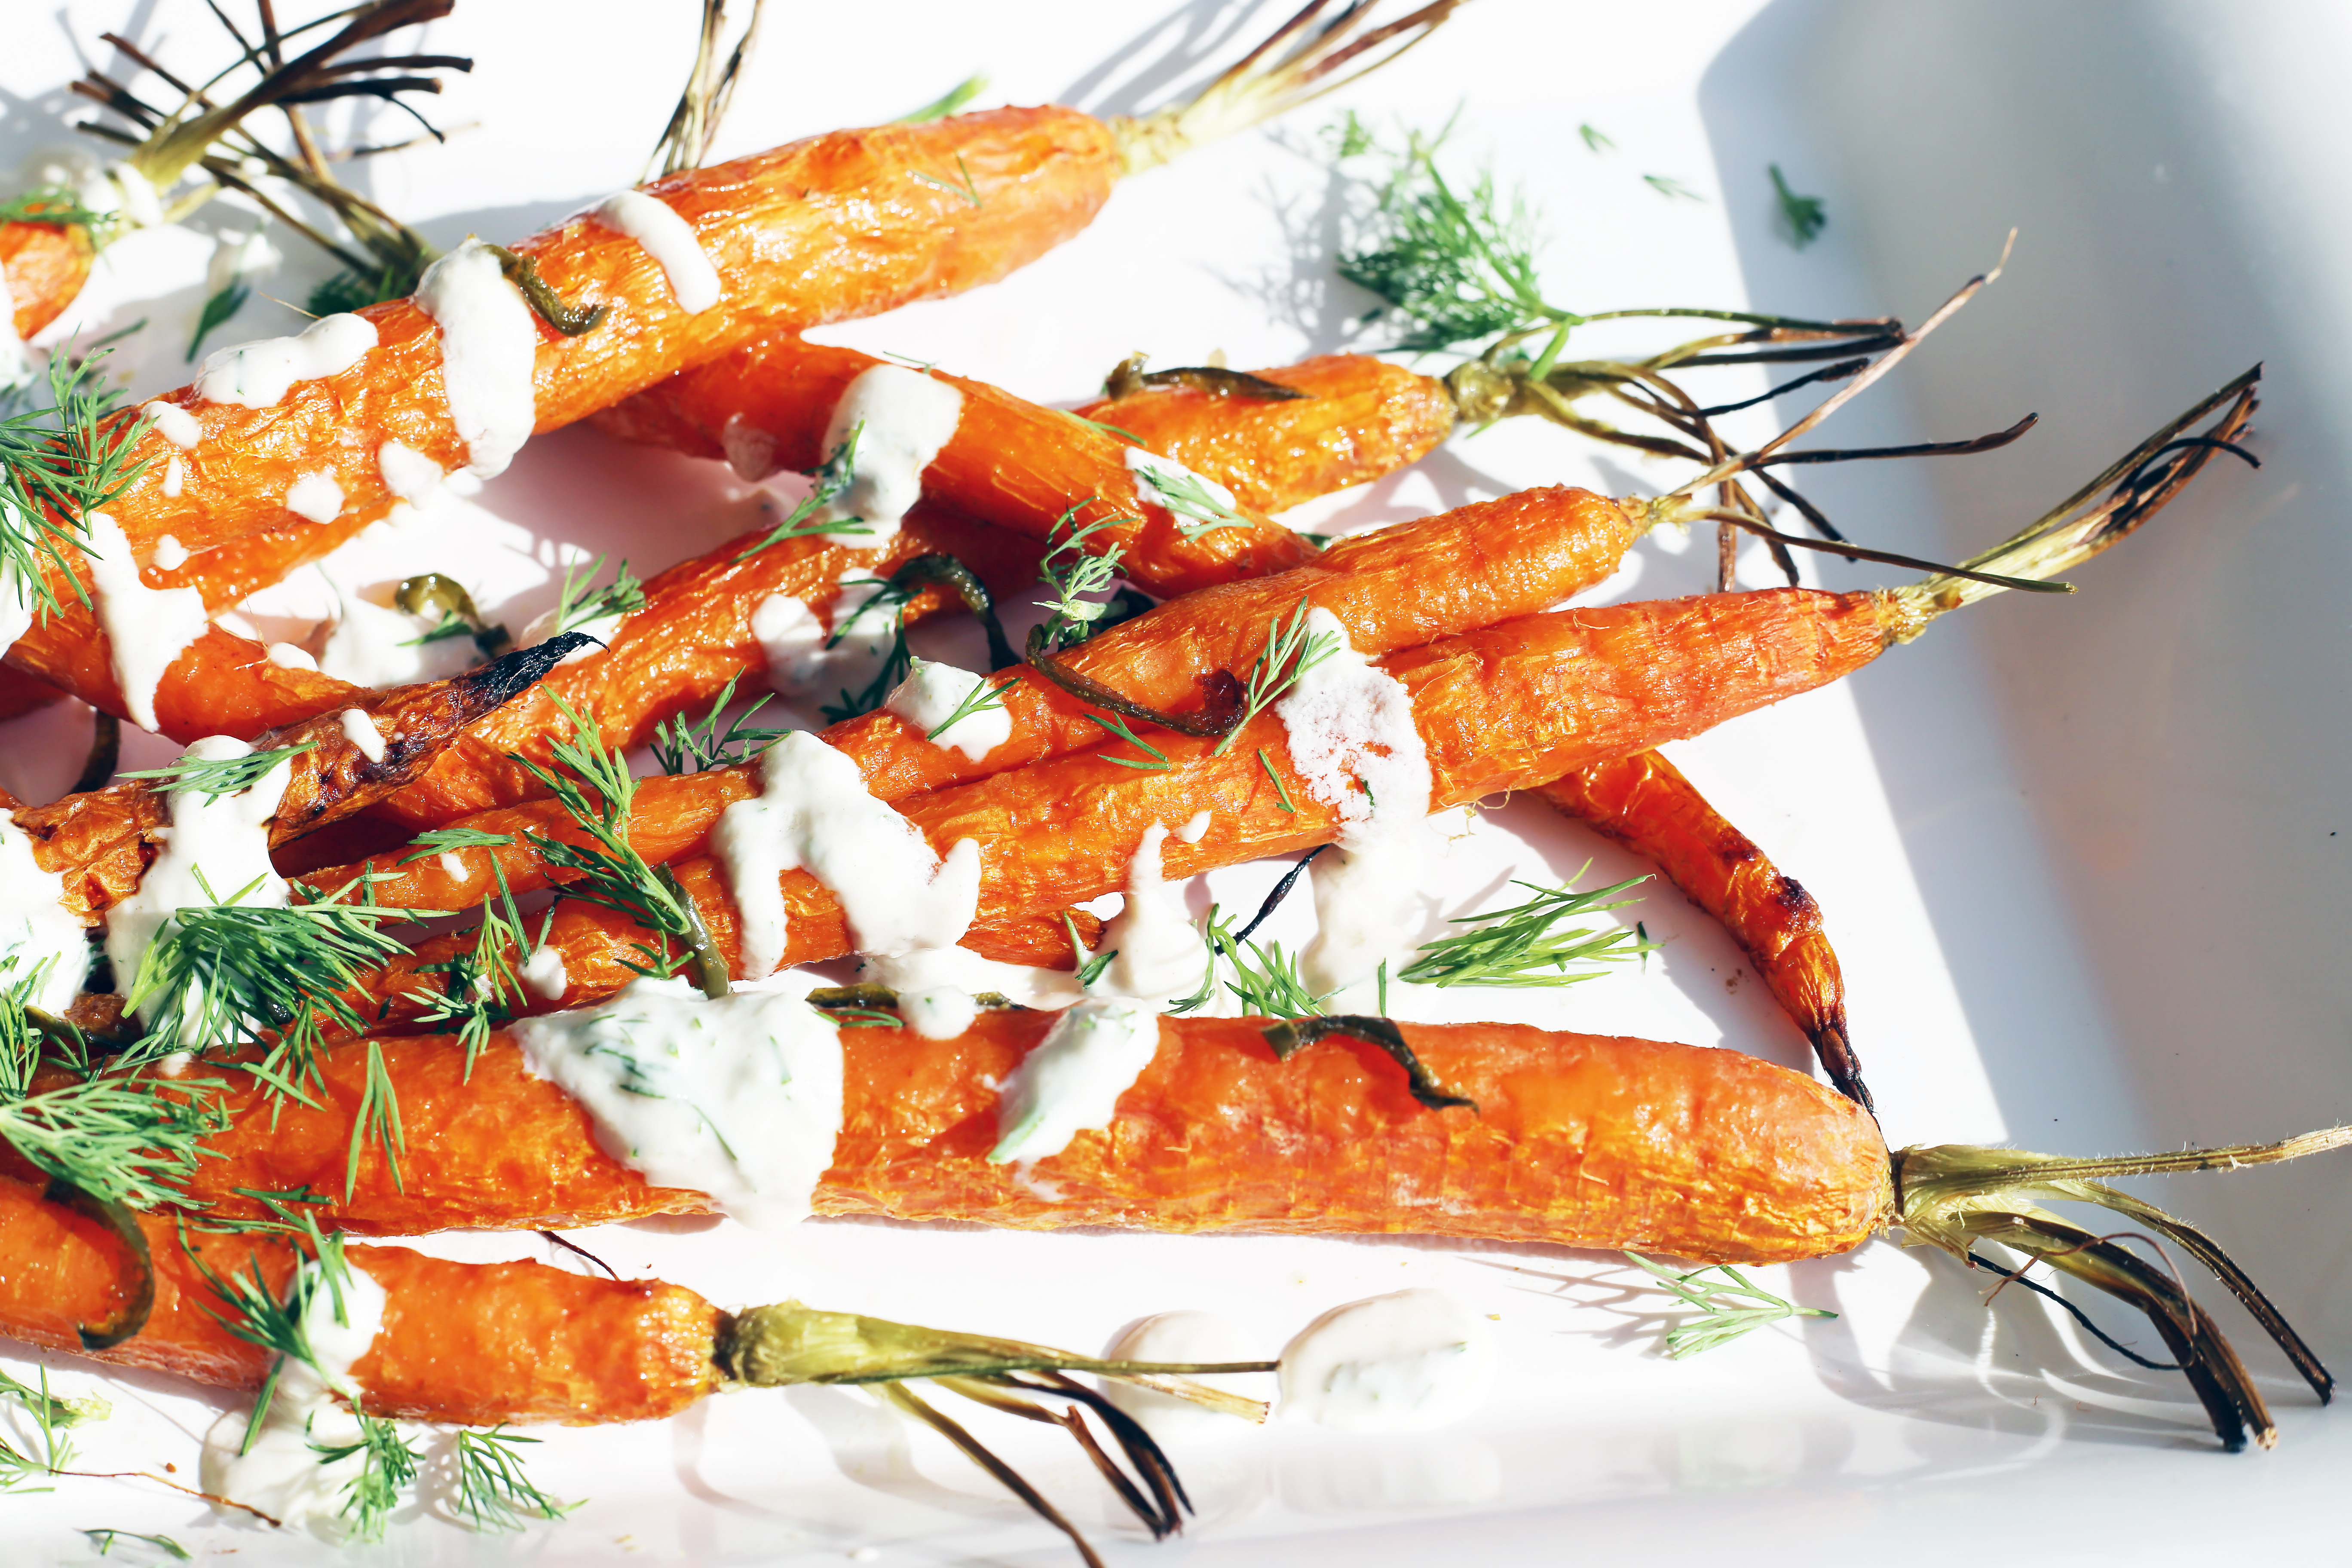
[1537,756,1867,1110]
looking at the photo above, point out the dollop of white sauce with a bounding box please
[1125,447,1243,532]
[435,850,469,883]
[336,708,384,765]
[161,454,184,497]
[83,512,209,732]
[518,943,568,1002]
[514,976,844,1227]
[1275,607,1437,995]
[750,571,904,705]
[0,810,88,1012]
[883,657,1011,762]
[862,944,1084,1013]
[150,534,189,573]
[318,590,478,689]
[810,364,964,546]
[1278,1289,1495,1433]
[1088,824,1209,1007]
[1104,1311,1270,1438]
[284,471,344,525]
[988,997,1161,1164]
[202,1261,388,1534]
[1176,810,1212,845]
[710,731,981,978]
[265,641,318,672]
[591,190,720,313]
[414,238,539,478]
[104,736,293,1023]
[193,313,378,409]
[376,439,448,505]
[898,986,979,1040]
[141,400,203,449]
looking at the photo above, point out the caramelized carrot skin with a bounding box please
[600,336,1317,598]
[0,1175,722,1424]
[176,1015,1891,1265]
[0,220,92,339]
[1540,756,1859,1099]
[1072,354,1457,515]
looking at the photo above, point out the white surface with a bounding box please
[2,1,2347,1563]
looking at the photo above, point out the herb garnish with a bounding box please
[1081,710,1173,771]
[897,74,988,125]
[1396,876,1654,988]
[909,156,983,208]
[185,279,252,361]
[81,1528,189,1559]
[0,186,107,230]
[925,673,1011,741]
[123,741,313,798]
[1128,453,1250,541]
[736,423,865,557]
[1212,600,1341,754]
[1626,1253,1835,1356]
[1257,747,1298,813]
[547,553,646,639]
[453,1426,575,1529]
[1769,164,1827,249]
[0,347,154,621]
[1031,506,1135,653]
[651,672,787,775]
[0,1362,104,1491]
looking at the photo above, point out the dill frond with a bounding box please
[0,347,154,621]
[0,186,106,230]
[452,1426,574,1530]
[122,741,313,798]
[736,424,865,557]
[1396,876,1654,988]
[897,73,989,125]
[1770,164,1827,249]
[1081,710,1172,771]
[1626,1253,1834,1357]
[925,674,1010,741]
[1128,454,1250,541]
[547,554,646,638]
[652,673,787,775]
[1031,505,1135,652]
[315,1413,422,1542]
[80,1529,189,1559]
[1212,600,1340,755]
[393,826,515,866]
[1336,124,1555,353]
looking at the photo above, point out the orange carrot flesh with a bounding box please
[151,1012,1891,1265]
[0,1175,722,1424]
[1071,353,1457,516]
[598,335,1318,598]
[1540,756,1859,1101]
[0,220,92,340]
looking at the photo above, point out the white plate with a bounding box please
[4,2,2346,1563]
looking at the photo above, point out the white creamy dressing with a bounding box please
[336,708,385,765]
[193,312,377,408]
[861,944,1084,1014]
[201,1262,388,1534]
[809,364,964,545]
[518,943,569,1002]
[1125,447,1243,533]
[376,439,450,505]
[283,471,344,526]
[436,851,469,883]
[265,641,318,672]
[141,399,203,449]
[710,731,981,979]
[150,535,188,573]
[318,588,478,689]
[988,997,1161,1164]
[1278,1289,1495,1433]
[414,238,539,478]
[1088,824,1210,1008]
[104,736,293,1020]
[513,976,844,1227]
[882,657,1011,762]
[1176,810,1212,845]
[161,456,184,497]
[0,810,88,1011]
[205,227,281,304]
[1103,1311,1271,1438]
[750,572,905,710]
[83,512,209,732]
[590,190,721,313]
[1274,607,1438,996]
[897,986,978,1041]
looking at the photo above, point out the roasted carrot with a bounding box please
[600,335,1317,596]
[1073,352,1457,515]
[0,218,91,342]
[1539,756,1861,1106]
[9,635,585,931]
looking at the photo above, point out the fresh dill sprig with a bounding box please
[0,1363,103,1491]
[827,1006,906,1029]
[897,73,989,124]
[314,1412,422,1542]
[1644,174,1702,201]
[185,280,252,361]
[1081,710,1171,771]
[549,554,646,638]
[0,963,222,1209]
[925,674,1011,741]
[1257,747,1298,813]
[1577,123,1613,153]
[1212,600,1341,754]
[736,423,866,557]
[0,346,155,620]
[816,621,913,726]
[186,1200,353,1442]
[1769,164,1827,249]
[394,826,516,867]
[405,897,535,1078]
[122,741,313,798]
[453,1426,574,1530]
[81,1529,190,1559]
[1169,908,1329,1019]
[1328,109,1375,159]
[1060,912,1118,990]
[909,154,983,208]
[515,695,722,990]
[1396,876,1654,988]
[1626,1253,1834,1357]
[1337,123,1551,353]
[0,185,107,230]
[1032,506,1133,652]
[1129,455,1250,541]
[652,672,787,774]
